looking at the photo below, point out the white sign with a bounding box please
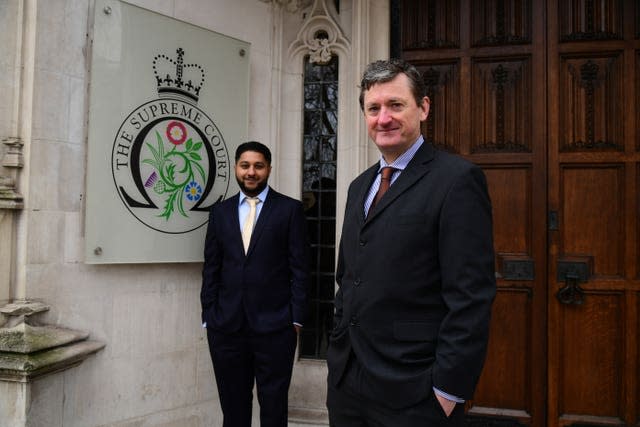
[86,0,249,263]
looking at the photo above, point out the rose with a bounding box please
[166,121,187,145]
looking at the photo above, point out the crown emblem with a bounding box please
[153,48,205,104]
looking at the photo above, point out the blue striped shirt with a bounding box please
[363,135,424,217]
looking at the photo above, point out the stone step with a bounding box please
[288,407,329,426]
[289,423,328,427]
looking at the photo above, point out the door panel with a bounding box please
[560,165,624,276]
[558,292,624,418]
[473,286,532,414]
[548,0,639,425]
[471,58,533,153]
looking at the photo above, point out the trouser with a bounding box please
[327,356,466,427]
[207,326,297,427]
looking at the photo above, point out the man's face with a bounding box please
[362,73,429,162]
[235,150,271,197]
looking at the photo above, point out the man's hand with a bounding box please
[436,394,456,417]
[294,324,301,334]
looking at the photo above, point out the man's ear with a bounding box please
[420,96,431,120]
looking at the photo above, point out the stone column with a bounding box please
[0,137,24,302]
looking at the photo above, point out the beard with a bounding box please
[236,177,268,197]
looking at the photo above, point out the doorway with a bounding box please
[392,1,639,426]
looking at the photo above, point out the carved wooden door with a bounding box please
[546,1,638,426]
[394,1,639,426]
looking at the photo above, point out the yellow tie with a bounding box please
[242,197,259,253]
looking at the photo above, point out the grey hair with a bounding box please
[358,59,427,111]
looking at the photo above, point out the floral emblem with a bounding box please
[185,181,203,201]
[142,121,207,220]
[166,121,187,145]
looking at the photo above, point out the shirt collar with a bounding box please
[239,185,269,206]
[378,135,424,172]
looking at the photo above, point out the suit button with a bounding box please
[350,316,357,326]
[354,279,361,286]
[359,240,365,246]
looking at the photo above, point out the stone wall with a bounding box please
[0,0,391,425]
[1,0,280,425]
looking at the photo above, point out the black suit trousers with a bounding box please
[207,326,297,427]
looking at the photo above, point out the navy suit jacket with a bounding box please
[327,142,496,408]
[201,187,310,334]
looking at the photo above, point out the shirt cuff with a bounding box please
[293,322,303,327]
[433,387,465,403]
[202,322,207,328]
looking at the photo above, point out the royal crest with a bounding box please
[112,48,230,234]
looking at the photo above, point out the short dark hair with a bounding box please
[359,59,427,111]
[235,141,272,164]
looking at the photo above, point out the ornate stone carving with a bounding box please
[0,176,23,210]
[308,37,332,64]
[2,137,24,169]
[288,0,350,65]
[1,137,24,210]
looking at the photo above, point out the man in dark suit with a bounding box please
[201,141,309,427]
[326,59,496,426]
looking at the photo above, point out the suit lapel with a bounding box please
[356,166,379,226]
[365,142,436,224]
[225,194,245,254]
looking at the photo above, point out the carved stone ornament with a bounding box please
[258,0,313,13]
[308,37,332,64]
[0,300,105,382]
[0,176,23,210]
[0,136,24,210]
[2,137,24,168]
[288,0,350,64]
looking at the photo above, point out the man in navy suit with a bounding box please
[201,141,310,427]
[326,59,496,426]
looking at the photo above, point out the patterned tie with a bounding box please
[242,197,259,253]
[369,167,396,216]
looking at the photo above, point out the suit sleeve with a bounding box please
[433,165,496,399]
[288,201,311,325]
[333,238,344,328]
[334,178,358,330]
[200,206,222,325]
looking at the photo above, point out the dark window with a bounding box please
[300,55,338,359]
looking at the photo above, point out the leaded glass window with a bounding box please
[300,55,338,359]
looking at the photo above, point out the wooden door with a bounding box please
[546,1,639,426]
[394,1,639,426]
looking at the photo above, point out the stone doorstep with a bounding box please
[288,407,329,426]
[288,423,329,427]
[0,339,105,382]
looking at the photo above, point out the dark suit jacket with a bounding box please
[327,142,496,408]
[200,187,309,334]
